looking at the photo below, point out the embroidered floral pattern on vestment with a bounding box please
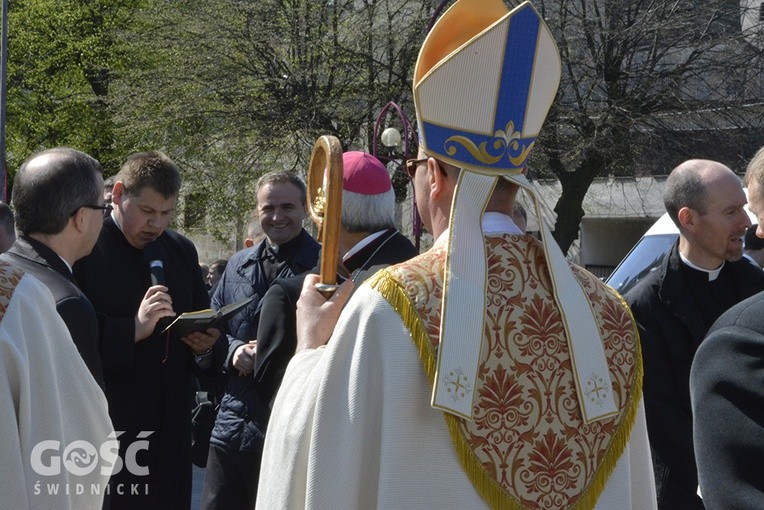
[372,234,641,510]
[0,261,23,322]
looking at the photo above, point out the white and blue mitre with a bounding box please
[414,0,617,423]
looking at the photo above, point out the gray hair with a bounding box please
[341,188,396,233]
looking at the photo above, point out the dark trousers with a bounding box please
[108,440,191,510]
[199,443,261,510]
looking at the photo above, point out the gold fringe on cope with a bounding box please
[368,270,438,379]
[369,268,645,510]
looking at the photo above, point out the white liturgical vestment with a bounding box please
[0,265,114,509]
[257,219,657,510]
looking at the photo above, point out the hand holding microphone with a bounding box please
[135,242,176,342]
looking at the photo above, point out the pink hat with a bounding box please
[342,151,392,195]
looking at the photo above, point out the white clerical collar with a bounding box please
[483,212,523,235]
[342,230,387,262]
[679,252,724,281]
[110,211,122,231]
[58,254,73,274]
[434,212,523,244]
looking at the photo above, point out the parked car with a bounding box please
[605,214,677,295]
[606,205,757,296]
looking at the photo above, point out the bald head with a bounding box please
[664,159,751,268]
[664,160,739,230]
[13,148,103,235]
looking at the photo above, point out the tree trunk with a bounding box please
[552,151,604,255]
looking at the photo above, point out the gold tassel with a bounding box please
[368,270,438,379]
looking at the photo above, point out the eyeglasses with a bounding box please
[405,158,428,179]
[85,204,113,213]
[72,204,114,217]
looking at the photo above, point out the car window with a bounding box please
[606,234,678,295]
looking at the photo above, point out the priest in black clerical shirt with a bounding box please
[625,159,764,510]
[74,151,218,510]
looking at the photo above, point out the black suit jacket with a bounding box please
[254,229,418,406]
[1,236,104,386]
[691,290,764,509]
[625,241,764,509]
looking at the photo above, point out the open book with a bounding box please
[161,296,254,337]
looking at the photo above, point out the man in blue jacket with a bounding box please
[200,170,320,510]
[253,152,418,408]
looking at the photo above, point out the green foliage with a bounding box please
[6,0,141,173]
[109,0,430,241]
[9,0,763,253]
[4,0,430,240]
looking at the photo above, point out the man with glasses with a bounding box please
[74,150,218,509]
[1,147,110,386]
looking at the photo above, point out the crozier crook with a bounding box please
[307,135,344,297]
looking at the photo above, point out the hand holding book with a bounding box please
[161,296,254,337]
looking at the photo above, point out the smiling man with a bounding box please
[74,150,218,510]
[625,159,764,509]
[199,171,319,510]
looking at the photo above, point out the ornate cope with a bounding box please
[369,234,642,510]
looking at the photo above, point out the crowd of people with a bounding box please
[4,0,764,509]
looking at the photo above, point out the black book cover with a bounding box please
[161,296,254,337]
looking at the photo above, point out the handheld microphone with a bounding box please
[149,260,165,286]
[144,241,172,334]
[144,241,167,286]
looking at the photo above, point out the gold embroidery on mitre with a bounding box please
[0,261,24,322]
[444,121,535,168]
[371,234,642,510]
